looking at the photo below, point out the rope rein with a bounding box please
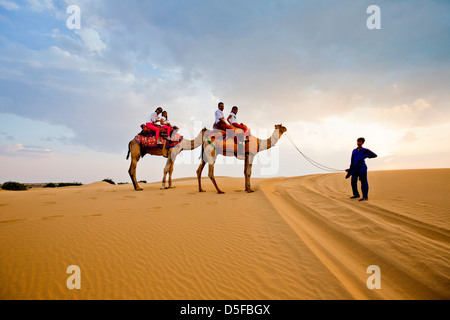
[285,132,345,173]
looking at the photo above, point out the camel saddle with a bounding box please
[205,134,257,159]
[139,124,179,138]
[135,125,183,154]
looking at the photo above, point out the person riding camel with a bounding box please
[213,102,245,157]
[227,106,250,137]
[214,102,235,132]
[146,107,163,144]
[160,110,174,140]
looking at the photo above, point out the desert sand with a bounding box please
[0,169,449,300]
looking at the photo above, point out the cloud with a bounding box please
[0,96,13,110]
[26,0,55,12]
[0,0,449,157]
[400,131,419,143]
[345,98,445,129]
[0,13,13,26]
[18,144,52,153]
[0,130,15,141]
[0,0,19,10]
[82,0,450,129]
[0,143,51,156]
[77,28,106,53]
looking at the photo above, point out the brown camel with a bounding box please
[127,127,207,190]
[197,124,287,194]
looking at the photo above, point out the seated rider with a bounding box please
[227,106,250,137]
[160,110,174,140]
[145,107,163,144]
[214,102,235,131]
[214,102,244,141]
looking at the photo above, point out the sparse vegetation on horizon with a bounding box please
[43,183,57,188]
[57,182,82,187]
[1,181,28,191]
[44,182,83,188]
[103,178,116,185]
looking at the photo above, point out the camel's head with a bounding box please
[201,127,208,139]
[275,124,287,134]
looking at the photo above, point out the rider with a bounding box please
[227,106,250,137]
[160,110,173,140]
[146,107,163,143]
[214,102,236,132]
[214,102,244,157]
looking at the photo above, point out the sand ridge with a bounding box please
[0,170,449,299]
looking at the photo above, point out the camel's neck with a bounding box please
[258,129,283,152]
[182,130,204,150]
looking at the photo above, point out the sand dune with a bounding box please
[0,169,449,299]
[259,169,450,299]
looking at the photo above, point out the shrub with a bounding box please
[103,178,116,185]
[2,181,28,191]
[57,182,82,188]
[43,183,57,188]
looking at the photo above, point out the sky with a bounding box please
[0,0,449,184]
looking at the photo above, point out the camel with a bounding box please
[197,124,287,194]
[127,127,208,191]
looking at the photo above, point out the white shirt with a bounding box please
[160,116,169,125]
[148,112,160,124]
[228,112,237,124]
[215,109,224,124]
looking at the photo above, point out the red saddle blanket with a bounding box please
[135,132,183,149]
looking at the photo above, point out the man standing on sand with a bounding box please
[346,137,377,201]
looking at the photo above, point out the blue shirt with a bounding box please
[347,147,377,177]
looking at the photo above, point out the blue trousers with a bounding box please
[351,171,369,198]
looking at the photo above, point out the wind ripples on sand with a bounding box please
[1,171,448,299]
[259,170,450,299]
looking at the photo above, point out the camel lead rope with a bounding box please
[285,132,345,173]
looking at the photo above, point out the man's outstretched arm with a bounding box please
[365,149,378,159]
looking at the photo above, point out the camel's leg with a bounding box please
[245,155,254,193]
[208,162,224,194]
[161,158,172,190]
[244,156,249,191]
[128,141,143,191]
[168,160,175,188]
[196,158,206,192]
